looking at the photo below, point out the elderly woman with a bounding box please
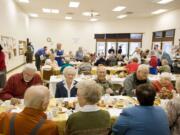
[158,59,171,73]
[65,80,111,135]
[45,54,58,68]
[165,78,180,135]
[55,66,77,98]
[152,72,174,92]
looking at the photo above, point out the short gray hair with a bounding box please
[23,64,37,72]
[137,64,149,72]
[77,80,103,104]
[24,85,50,110]
[63,66,76,76]
[160,72,171,81]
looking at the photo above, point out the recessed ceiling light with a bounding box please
[112,6,126,12]
[152,9,167,14]
[117,14,127,19]
[19,0,29,3]
[29,13,38,17]
[51,9,59,14]
[157,0,174,4]
[69,1,80,8]
[65,16,72,20]
[90,18,98,22]
[82,12,99,17]
[42,8,51,13]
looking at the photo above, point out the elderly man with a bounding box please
[123,64,150,96]
[0,64,42,100]
[95,65,114,95]
[0,85,59,135]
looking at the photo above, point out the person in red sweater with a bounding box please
[0,44,6,89]
[149,50,158,74]
[0,64,42,100]
[126,57,139,74]
[152,72,174,92]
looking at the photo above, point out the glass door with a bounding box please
[117,42,128,56]
[96,42,106,57]
[152,42,161,50]
[106,42,116,57]
[129,42,141,56]
[162,41,173,54]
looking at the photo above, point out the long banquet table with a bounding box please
[49,74,177,96]
[0,96,141,135]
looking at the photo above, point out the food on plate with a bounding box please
[159,88,173,99]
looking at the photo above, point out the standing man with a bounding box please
[25,42,34,63]
[35,46,47,71]
[117,46,122,54]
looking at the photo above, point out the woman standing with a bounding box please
[0,44,6,89]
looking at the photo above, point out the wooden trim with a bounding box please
[117,38,129,42]
[96,39,106,42]
[129,39,142,42]
[106,39,117,42]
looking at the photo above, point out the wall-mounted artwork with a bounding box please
[0,35,17,60]
[19,40,27,55]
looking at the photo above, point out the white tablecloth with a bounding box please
[49,74,177,97]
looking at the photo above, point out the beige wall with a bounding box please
[29,18,152,53]
[0,0,29,71]
[0,0,180,71]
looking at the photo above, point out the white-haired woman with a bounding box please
[65,80,111,135]
[55,66,77,98]
[165,78,180,135]
[152,72,174,92]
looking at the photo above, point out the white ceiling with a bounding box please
[15,0,180,21]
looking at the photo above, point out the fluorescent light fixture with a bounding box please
[42,8,59,14]
[29,13,38,17]
[42,8,51,13]
[157,0,174,4]
[19,0,29,3]
[69,1,80,8]
[90,18,98,22]
[65,16,72,20]
[152,9,167,14]
[82,12,99,16]
[112,6,126,12]
[51,9,59,14]
[117,14,127,19]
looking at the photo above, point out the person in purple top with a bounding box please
[35,46,47,70]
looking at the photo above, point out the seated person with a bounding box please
[60,58,73,73]
[65,80,111,135]
[152,72,174,92]
[0,64,42,100]
[106,54,117,66]
[55,66,77,98]
[165,77,180,135]
[0,85,59,135]
[158,59,171,73]
[45,54,58,69]
[123,64,150,96]
[126,57,139,74]
[94,65,114,95]
[112,84,170,135]
[94,55,106,66]
[78,55,92,75]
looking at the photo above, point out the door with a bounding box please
[162,41,173,54]
[129,42,141,56]
[106,42,116,56]
[96,42,106,57]
[117,42,128,56]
